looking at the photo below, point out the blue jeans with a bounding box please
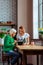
[6,51,19,65]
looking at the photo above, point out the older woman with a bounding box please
[3,28,19,65]
[17,26,30,45]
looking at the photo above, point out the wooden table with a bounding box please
[16,45,43,65]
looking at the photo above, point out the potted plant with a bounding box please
[0,33,5,44]
[38,28,43,39]
[0,28,6,44]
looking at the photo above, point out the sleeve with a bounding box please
[4,36,14,47]
[25,33,30,38]
[16,34,19,39]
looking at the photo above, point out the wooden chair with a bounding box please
[2,51,19,65]
[2,52,12,65]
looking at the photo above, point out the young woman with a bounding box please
[17,26,30,45]
[3,28,19,65]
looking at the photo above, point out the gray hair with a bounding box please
[9,28,16,35]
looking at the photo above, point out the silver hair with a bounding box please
[9,28,16,35]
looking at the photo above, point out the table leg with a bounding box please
[37,55,39,65]
[24,55,27,65]
[22,52,27,65]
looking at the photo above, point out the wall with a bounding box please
[17,0,28,32]
[0,0,17,31]
[0,0,16,22]
[18,0,33,38]
[27,0,33,38]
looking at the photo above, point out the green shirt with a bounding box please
[3,34,15,52]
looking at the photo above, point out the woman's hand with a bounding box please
[13,40,17,45]
[15,40,17,43]
[23,43,29,45]
[26,43,29,45]
[23,43,26,45]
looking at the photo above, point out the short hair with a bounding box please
[9,28,16,35]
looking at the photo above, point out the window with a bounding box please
[38,0,42,28]
[33,0,39,39]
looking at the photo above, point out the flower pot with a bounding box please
[39,34,43,39]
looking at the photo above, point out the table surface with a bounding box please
[0,44,43,50]
[16,45,43,50]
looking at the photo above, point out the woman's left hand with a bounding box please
[15,40,17,43]
[23,43,29,45]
